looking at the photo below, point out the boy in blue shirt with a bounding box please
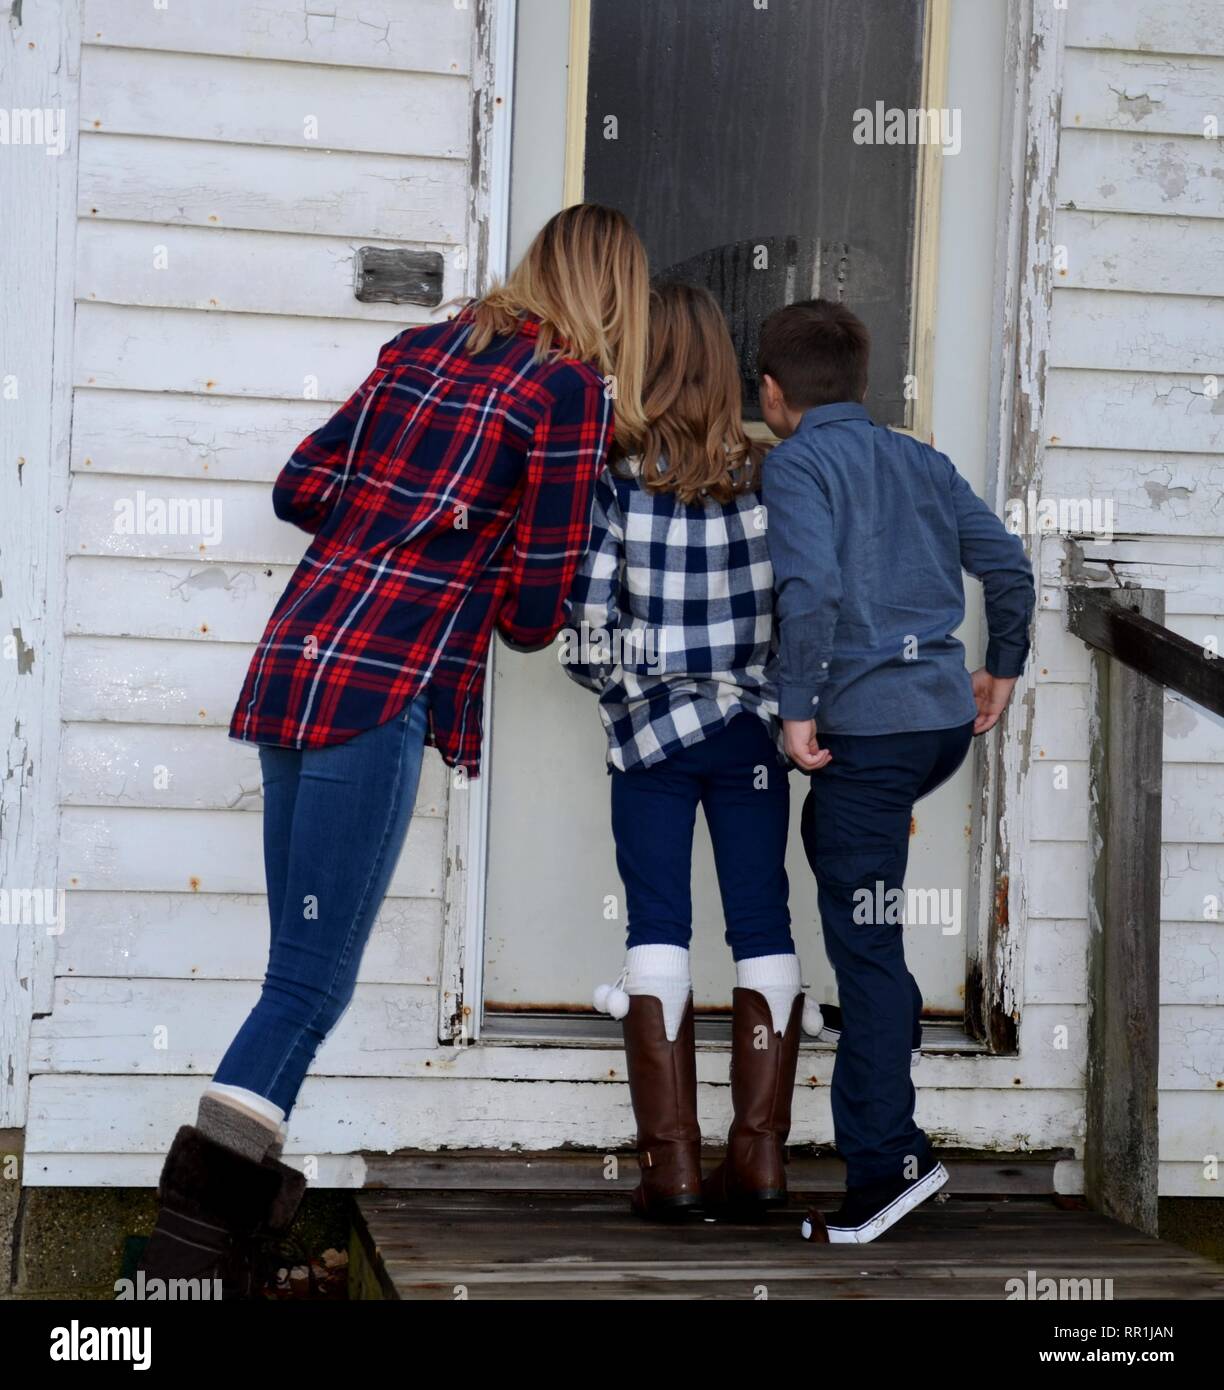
[758,299,1035,1244]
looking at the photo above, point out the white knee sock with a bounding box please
[624,944,692,1042]
[205,1081,285,1128]
[737,953,802,1035]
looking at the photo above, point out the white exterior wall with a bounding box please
[5,0,1220,1192]
[1028,0,1224,1197]
[20,0,473,1185]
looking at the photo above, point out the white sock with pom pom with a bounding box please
[595,944,691,1042]
[737,953,803,1036]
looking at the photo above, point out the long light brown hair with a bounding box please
[629,281,761,505]
[463,203,649,443]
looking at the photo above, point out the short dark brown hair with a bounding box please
[757,299,870,409]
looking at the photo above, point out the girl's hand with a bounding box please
[783,718,832,771]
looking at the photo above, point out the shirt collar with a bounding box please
[797,402,872,430]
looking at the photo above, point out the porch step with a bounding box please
[352,1189,1224,1301]
[361,1147,1072,1196]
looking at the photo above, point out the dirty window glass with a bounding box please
[583,0,928,424]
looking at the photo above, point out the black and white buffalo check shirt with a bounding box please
[560,459,782,772]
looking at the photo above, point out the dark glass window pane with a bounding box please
[583,0,927,423]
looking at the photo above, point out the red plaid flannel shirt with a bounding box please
[229,311,613,774]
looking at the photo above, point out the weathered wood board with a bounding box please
[354,1192,1224,1301]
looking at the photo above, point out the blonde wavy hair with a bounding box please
[463,203,650,443]
[629,281,761,505]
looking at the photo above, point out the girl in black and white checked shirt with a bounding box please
[561,282,817,1220]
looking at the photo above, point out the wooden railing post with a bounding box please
[1077,587,1164,1237]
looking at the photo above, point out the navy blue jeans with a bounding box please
[610,712,794,959]
[799,720,975,1187]
[213,691,430,1114]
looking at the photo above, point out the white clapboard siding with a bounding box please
[77,221,460,324]
[23,1074,1086,1160]
[1039,538,1224,612]
[1159,767,1224,842]
[1162,926,1224,1005]
[1064,48,1224,136]
[71,476,398,569]
[59,723,448,817]
[59,806,446,899]
[1161,691,1224,766]
[1025,922,1089,1005]
[67,559,292,644]
[1033,682,1224,766]
[1049,289,1223,372]
[61,634,470,735]
[1028,760,1089,841]
[57,890,444,985]
[1051,0,1224,1100]
[23,1020,1086,1091]
[1056,129,1224,218]
[81,46,469,159]
[1057,1160,1222,1200]
[75,302,395,402]
[1065,0,1224,58]
[1044,370,1223,454]
[82,0,472,76]
[1033,838,1224,926]
[1054,210,1224,297]
[72,390,329,482]
[1161,1008,1224,1089]
[1026,843,1091,922]
[1032,612,1094,683]
[1159,845,1224,923]
[29,978,439,1074]
[1042,449,1224,537]
[69,476,305,563]
[1029,759,1224,844]
[79,133,468,242]
[62,637,255,726]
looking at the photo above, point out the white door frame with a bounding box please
[439,0,517,1043]
[440,0,1055,1054]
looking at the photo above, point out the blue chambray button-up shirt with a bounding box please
[761,402,1035,732]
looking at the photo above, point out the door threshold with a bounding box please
[480,1013,987,1053]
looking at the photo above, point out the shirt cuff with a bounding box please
[985,640,1029,679]
[778,685,824,721]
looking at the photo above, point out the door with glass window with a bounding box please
[481,0,1002,1034]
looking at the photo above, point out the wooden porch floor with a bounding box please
[353,1189,1224,1301]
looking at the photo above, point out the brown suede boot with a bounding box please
[135,1126,307,1299]
[621,993,702,1219]
[702,988,803,1212]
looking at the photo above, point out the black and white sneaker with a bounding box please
[800,1155,948,1245]
[817,1004,922,1067]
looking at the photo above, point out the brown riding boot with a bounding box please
[703,988,803,1212]
[621,993,703,1219]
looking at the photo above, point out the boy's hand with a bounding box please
[971,668,1018,734]
[783,718,832,771]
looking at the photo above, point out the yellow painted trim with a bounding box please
[562,0,591,206]
[907,0,951,442]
